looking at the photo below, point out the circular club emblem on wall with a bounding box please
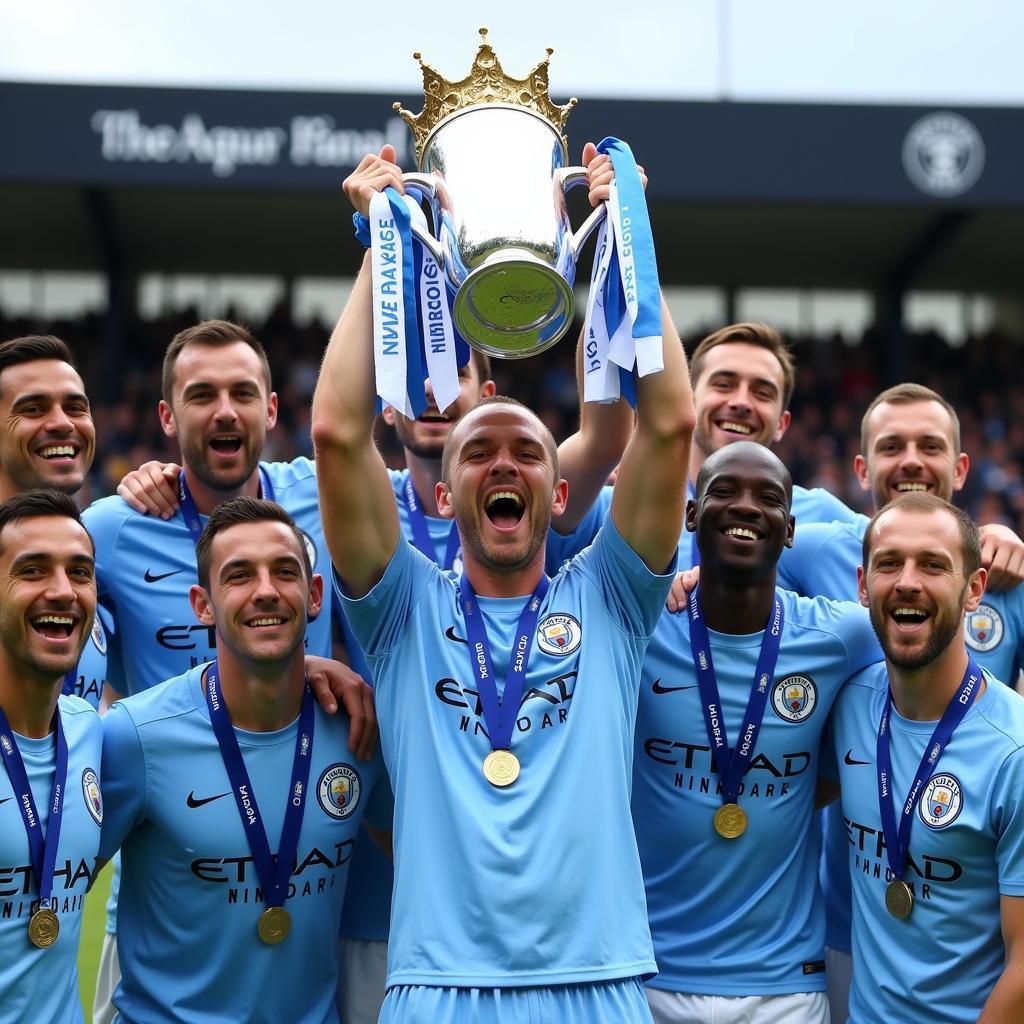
[317,764,361,820]
[902,112,985,198]
[536,614,582,656]
[965,604,1003,653]
[919,773,964,829]
[771,675,818,723]
[82,768,103,825]
[91,615,107,656]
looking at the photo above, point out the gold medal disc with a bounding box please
[482,749,520,788]
[257,906,291,945]
[28,907,59,949]
[713,803,748,839]
[885,879,914,920]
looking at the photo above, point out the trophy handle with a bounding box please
[558,166,608,258]
[401,172,445,266]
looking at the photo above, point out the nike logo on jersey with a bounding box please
[145,568,184,583]
[651,678,698,694]
[186,790,230,808]
[0,797,11,807]
[844,750,871,766]
[445,626,467,645]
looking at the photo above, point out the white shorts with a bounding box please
[336,936,388,1024]
[824,947,851,1024]
[646,988,829,1024]
[92,931,121,1024]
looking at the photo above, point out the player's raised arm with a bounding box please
[610,299,695,572]
[311,148,403,598]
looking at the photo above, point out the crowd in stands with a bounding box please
[2,305,1021,533]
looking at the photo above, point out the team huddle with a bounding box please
[0,145,1021,1024]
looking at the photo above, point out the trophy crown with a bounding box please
[394,27,578,164]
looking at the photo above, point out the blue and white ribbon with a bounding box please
[581,219,620,404]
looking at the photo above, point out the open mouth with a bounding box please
[484,490,525,530]
[893,481,930,494]
[417,411,450,425]
[716,420,753,437]
[31,614,76,640]
[890,606,930,631]
[209,436,243,456]
[37,444,78,461]
[246,616,286,630]
[722,525,760,542]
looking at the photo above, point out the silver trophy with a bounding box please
[395,30,604,359]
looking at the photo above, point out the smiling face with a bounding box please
[190,520,321,668]
[688,441,794,581]
[859,506,984,670]
[691,342,791,463]
[383,360,496,461]
[437,402,566,576]
[159,341,278,494]
[856,400,968,510]
[0,360,95,500]
[0,515,96,682]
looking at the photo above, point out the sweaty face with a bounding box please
[388,363,494,460]
[441,405,560,574]
[160,342,277,493]
[194,521,319,667]
[858,401,967,510]
[860,508,975,670]
[692,343,790,460]
[689,443,794,579]
[0,516,96,681]
[0,361,95,498]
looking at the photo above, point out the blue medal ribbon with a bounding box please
[458,576,549,753]
[0,705,68,913]
[876,658,982,884]
[403,478,460,570]
[178,468,275,547]
[687,587,784,806]
[203,661,315,913]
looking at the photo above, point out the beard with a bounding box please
[869,590,964,671]
[179,435,262,493]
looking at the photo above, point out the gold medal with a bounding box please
[885,879,914,919]
[713,803,748,839]
[257,906,291,945]
[28,907,59,949]
[482,749,520,788]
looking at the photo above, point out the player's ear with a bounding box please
[684,499,697,534]
[158,400,177,439]
[189,583,214,625]
[306,573,324,621]
[436,481,455,520]
[856,565,869,609]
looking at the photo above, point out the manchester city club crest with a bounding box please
[82,767,103,825]
[317,763,361,820]
[91,615,107,656]
[536,614,582,656]
[965,604,1003,653]
[771,674,818,723]
[919,773,963,829]
[902,111,985,198]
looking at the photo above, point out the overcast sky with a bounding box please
[1,0,1020,105]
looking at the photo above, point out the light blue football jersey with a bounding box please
[339,520,675,987]
[100,667,388,1024]
[83,458,334,698]
[388,468,461,569]
[780,516,1024,952]
[546,483,858,575]
[64,606,112,710]
[635,590,880,995]
[823,664,1024,1024]
[0,696,102,1024]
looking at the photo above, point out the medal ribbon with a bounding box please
[876,657,982,883]
[459,576,549,752]
[204,661,315,912]
[403,477,460,570]
[0,705,68,911]
[178,468,275,547]
[687,588,784,805]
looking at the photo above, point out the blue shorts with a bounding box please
[380,979,654,1024]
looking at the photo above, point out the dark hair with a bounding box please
[860,383,961,455]
[689,322,795,408]
[0,336,77,394]
[440,395,559,482]
[0,489,92,554]
[862,493,981,577]
[469,348,492,384]
[162,320,272,403]
[195,497,311,589]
